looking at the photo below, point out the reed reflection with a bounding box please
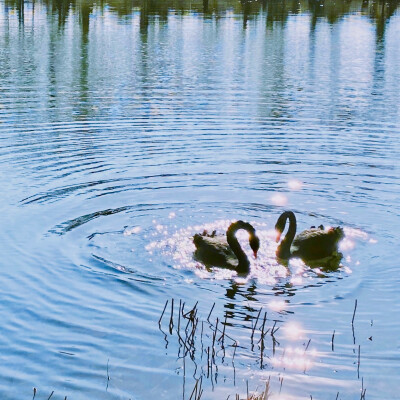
[76,1,91,118]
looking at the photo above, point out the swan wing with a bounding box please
[292,227,344,260]
[193,234,237,267]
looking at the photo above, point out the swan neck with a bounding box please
[226,222,251,273]
[286,212,297,242]
[277,212,297,259]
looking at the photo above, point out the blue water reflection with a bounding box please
[0,1,399,399]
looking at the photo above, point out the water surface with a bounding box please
[0,0,400,399]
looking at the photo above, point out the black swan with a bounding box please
[275,211,344,265]
[193,220,260,274]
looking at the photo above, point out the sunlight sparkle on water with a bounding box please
[340,238,355,251]
[272,345,315,371]
[156,224,165,232]
[283,322,304,341]
[146,219,293,281]
[288,257,306,271]
[343,266,353,273]
[270,193,288,206]
[290,276,303,285]
[288,179,303,191]
[145,219,349,287]
[123,226,142,235]
[343,226,369,240]
[313,267,323,275]
[268,299,287,312]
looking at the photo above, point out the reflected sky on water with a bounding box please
[0,0,400,399]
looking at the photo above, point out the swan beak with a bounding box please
[275,231,281,243]
[253,251,258,259]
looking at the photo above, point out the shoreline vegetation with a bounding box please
[30,298,366,399]
[157,298,366,400]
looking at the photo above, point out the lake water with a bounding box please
[0,0,400,399]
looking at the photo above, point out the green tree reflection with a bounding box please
[4,0,400,30]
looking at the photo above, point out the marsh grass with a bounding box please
[159,298,368,400]
[241,379,271,400]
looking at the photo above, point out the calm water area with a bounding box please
[0,0,400,398]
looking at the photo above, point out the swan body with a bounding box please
[275,211,344,266]
[193,221,260,274]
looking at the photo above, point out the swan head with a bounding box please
[275,211,290,242]
[227,220,260,260]
[249,234,260,258]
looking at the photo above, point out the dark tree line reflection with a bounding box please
[2,0,398,121]
[2,0,397,125]
[4,0,400,35]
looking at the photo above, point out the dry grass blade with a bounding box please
[260,378,271,400]
[236,377,271,400]
[352,299,358,325]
